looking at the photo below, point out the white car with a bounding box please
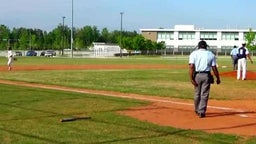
[44,50,56,57]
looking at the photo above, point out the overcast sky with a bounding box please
[0,0,255,32]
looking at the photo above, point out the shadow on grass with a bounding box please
[61,116,234,144]
[0,102,63,121]
[0,127,64,144]
[206,111,256,118]
[201,122,256,131]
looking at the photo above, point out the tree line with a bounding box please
[0,24,165,54]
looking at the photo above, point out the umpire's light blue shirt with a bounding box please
[230,48,238,56]
[189,49,217,72]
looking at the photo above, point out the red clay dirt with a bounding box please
[0,64,256,137]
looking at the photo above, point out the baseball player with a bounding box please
[189,40,221,118]
[237,43,253,80]
[7,46,14,71]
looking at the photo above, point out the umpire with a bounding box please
[230,45,238,70]
[189,40,221,118]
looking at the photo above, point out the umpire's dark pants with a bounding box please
[232,55,238,70]
[194,73,211,114]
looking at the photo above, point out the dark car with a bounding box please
[26,50,37,56]
[15,51,22,56]
[44,50,56,57]
[40,51,45,56]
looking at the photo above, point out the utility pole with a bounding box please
[120,12,124,58]
[62,16,65,55]
[29,30,32,50]
[71,0,74,58]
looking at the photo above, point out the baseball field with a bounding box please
[0,56,256,144]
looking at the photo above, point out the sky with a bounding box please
[0,0,256,32]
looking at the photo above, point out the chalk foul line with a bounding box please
[0,80,248,118]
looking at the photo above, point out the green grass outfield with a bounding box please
[0,56,256,143]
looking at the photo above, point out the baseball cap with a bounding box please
[198,40,207,48]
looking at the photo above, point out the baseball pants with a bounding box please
[237,58,247,80]
[194,73,211,114]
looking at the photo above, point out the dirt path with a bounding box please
[0,65,256,137]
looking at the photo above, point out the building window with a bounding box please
[178,32,195,40]
[222,32,239,40]
[170,34,174,40]
[178,45,195,54]
[157,32,174,40]
[200,32,217,40]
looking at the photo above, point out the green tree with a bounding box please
[145,39,154,55]
[33,29,45,50]
[0,23,144,53]
[0,25,11,50]
[76,26,93,49]
[132,35,145,51]
[98,28,109,43]
[51,25,63,50]
[18,28,30,49]
[245,28,256,51]
[63,25,71,49]
[75,26,100,49]
[109,30,120,44]
[122,37,133,50]
[123,31,138,37]
[92,26,100,42]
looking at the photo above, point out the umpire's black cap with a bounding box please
[198,40,207,49]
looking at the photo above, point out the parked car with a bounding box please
[26,50,37,56]
[44,50,56,57]
[15,51,22,56]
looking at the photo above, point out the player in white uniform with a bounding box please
[237,43,253,80]
[7,47,14,71]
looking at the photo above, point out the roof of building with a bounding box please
[140,25,256,32]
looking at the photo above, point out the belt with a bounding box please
[195,71,210,74]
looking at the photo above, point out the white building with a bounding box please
[92,42,121,57]
[140,25,256,55]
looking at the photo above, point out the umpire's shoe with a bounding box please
[198,113,205,118]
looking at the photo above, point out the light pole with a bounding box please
[71,0,74,58]
[120,12,124,58]
[29,30,32,50]
[62,16,65,55]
